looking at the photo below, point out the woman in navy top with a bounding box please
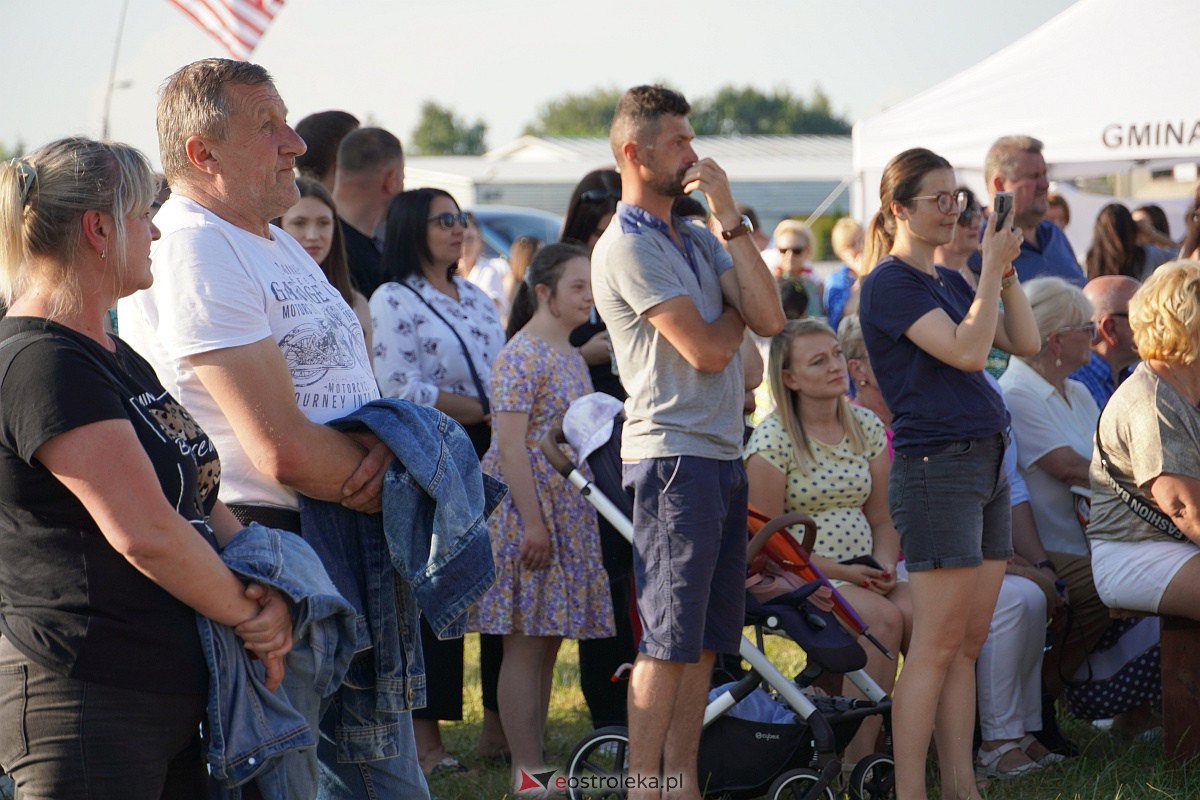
[858,148,1039,800]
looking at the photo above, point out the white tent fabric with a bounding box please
[851,0,1200,222]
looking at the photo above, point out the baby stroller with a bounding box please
[542,394,895,800]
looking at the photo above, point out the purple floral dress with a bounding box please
[474,332,615,639]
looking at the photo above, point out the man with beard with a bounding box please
[591,85,785,800]
[978,135,1085,286]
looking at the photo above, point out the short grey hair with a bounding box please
[985,135,1044,186]
[157,58,273,184]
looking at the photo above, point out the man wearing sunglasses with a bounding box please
[1070,275,1141,409]
[592,85,785,800]
[979,135,1085,286]
[120,59,431,800]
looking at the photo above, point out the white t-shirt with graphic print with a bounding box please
[119,195,380,510]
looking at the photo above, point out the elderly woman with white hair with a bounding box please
[1088,261,1200,617]
[997,277,1113,717]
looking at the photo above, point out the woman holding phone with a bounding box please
[859,148,1039,800]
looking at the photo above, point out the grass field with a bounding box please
[427,633,1199,800]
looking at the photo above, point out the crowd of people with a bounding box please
[3,56,1200,800]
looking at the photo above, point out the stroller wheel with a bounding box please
[848,753,895,800]
[565,726,630,799]
[767,767,836,800]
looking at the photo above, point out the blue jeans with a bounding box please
[316,693,430,800]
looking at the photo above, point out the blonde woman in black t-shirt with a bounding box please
[0,138,292,800]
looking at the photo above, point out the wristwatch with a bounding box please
[721,214,754,241]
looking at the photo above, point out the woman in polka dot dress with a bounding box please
[745,317,913,768]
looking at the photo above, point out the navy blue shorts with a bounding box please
[889,433,1012,572]
[623,456,747,662]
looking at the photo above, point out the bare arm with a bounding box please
[37,420,292,688]
[904,217,1036,370]
[1148,473,1200,545]
[493,409,551,570]
[746,453,786,520]
[645,297,745,373]
[685,158,785,338]
[1035,446,1092,488]
[189,337,385,510]
[434,391,489,426]
[864,450,900,572]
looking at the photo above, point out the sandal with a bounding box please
[425,754,472,778]
[1019,733,1066,766]
[975,742,1041,779]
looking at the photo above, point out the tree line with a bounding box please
[410,84,850,156]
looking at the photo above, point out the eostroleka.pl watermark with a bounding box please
[518,768,685,795]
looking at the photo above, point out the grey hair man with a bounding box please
[1071,274,1141,408]
[119,58,429,799]
[332,127,405,297]
[982,135,1084,285]
[592,84,785,800]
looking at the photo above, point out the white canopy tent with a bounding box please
[851,0,1200,238]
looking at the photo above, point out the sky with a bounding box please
[2,0,1079,169]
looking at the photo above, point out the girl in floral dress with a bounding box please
[474,243,614,782]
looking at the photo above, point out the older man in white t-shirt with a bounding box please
[119,58,426,800]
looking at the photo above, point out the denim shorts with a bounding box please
[623,456,747,662]
[889,433,1012,572]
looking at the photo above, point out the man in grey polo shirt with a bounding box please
[592,85,785,800]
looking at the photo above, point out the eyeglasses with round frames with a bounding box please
[427,212,471,230]
[910,190,969,215]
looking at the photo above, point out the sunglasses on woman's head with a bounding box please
[958,206,982,226]
[580,187,620,203]
[427,212,471,230]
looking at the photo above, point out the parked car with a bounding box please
[469,205,562,260]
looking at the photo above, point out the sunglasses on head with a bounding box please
[427,212,471,230]
[958,205,982,226]
[580,187,620,203]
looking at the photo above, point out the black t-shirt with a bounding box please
[0,318,221,694]
[569,315,627,402]
[341,218,384,299]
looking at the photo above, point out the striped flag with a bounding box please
[168,0,285,62]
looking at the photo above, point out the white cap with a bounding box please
[562,393,624,465]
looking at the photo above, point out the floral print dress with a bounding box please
[474,332,615,639]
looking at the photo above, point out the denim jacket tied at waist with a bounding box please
[299,398,504,762]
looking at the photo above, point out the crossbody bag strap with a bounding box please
[399,281,491,415]
[1094,412,1186,541]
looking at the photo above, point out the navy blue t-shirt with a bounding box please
[859,256,1007,455]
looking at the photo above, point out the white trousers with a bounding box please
[976,574,1047,741]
